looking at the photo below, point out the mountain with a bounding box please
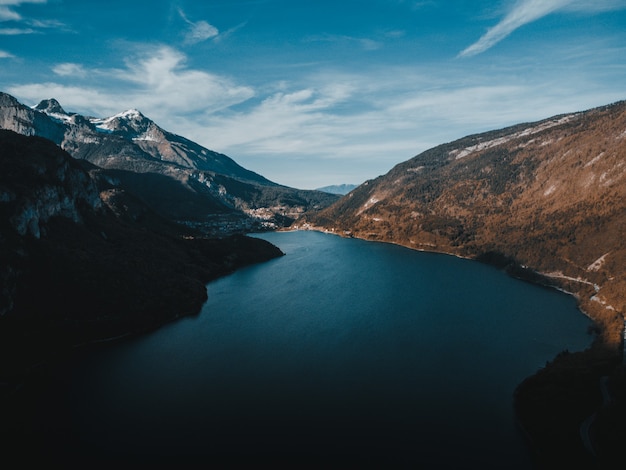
[3,93,269,183]
[0,92,338,233]
[300,100,626,465]
[0,128,283,377]
[302,102,626,346]
[316,183,358,195]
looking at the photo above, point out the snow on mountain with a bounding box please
[33,98,74,124]
[449,113,581,161]
[89,108,156,139]
[33,98,67,115]
[90,109,144,128]
[0,92,338,234]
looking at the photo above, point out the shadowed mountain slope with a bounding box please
[0,129,283,378]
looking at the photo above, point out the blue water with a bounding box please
[57,231,592,466]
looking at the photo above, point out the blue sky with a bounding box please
[1,0,626,189]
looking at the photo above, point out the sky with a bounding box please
[1,0,626,189]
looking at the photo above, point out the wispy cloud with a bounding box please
[9,46,254,118]
[185,54,626,188]
[0,49,14,58]
[307,33,383,51]
[0,0,66,37]
[0,6,20,21]
[459,0,626,57]
[178,8,218,44]
[0,27,34,34]
[0,0,47,21]
[213,21,247,43]
[9,45,625,188]
[52,62,87,78]
[459,0,569,57]
[113,47,254,112]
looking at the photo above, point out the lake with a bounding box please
[38,231,593,466]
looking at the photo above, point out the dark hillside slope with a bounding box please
[0,129,283,378]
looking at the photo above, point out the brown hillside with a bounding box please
[300,100,626,465]
[302,101,626,347]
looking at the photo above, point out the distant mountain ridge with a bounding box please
[316,184,358,195]
[0,92,338,233]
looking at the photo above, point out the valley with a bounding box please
[1,92,625,466]
[0,93,338,234]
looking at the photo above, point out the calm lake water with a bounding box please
[43,231,593,466]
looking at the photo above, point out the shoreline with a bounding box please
[291,225,623,347]
[0,233,284,386]
[291,225,625,465]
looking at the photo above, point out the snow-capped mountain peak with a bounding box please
[34,98,67,116]
[33,98,74,124]
[90,108,155,137]
[1,92,273,184]
[111,108,144,120]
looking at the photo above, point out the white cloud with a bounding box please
[8,83,120,115]
[186,20,219,44]
[307,33,383,51]
[0,49,14,58]
[52,62,87,78]
[13,51,622,187]
[179,56,626,188]
[178,8,219,44]
[9,46,254,120]
[459,0,569,57]
[114,46,254,113]
[0,0,47,21]
[0,0,47,6]
[0,7,20,21]
[6,33,626,188]
[28,18,64,29]
[459,0,626,57]
[194,86,354,153]
[0,27,34,34]
[0,0,65,35]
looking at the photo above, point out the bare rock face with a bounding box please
[0,132,103,238]
[0,93,65,144]
[33,98,67,115]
